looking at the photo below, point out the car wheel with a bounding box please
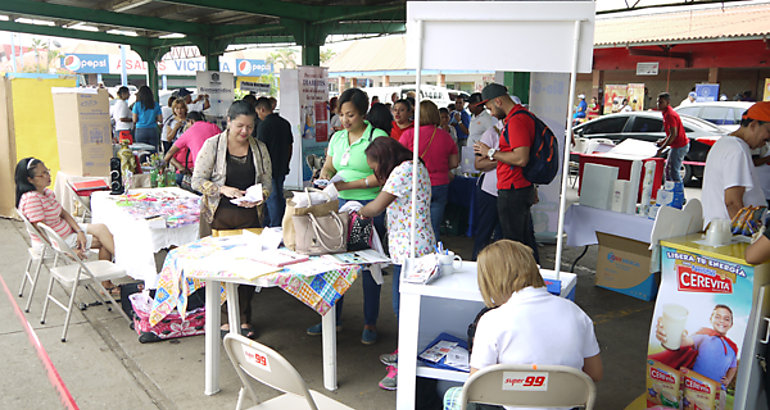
[679,163,693,185]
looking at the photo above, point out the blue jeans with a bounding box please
[665,142,690,183]
[472,184,502,260]
[134,127,159,152]
[430,184,449,242]
[265,176,286,227]
[334,197,386,326]
[392,264,402,320]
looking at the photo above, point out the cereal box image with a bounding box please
[682,368,725,410]
[646,360,682,408]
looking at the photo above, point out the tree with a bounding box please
[266,48,297,69]
[320,48,336,65]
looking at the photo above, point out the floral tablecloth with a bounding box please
[150,236,360,326]
[106,188,200,228]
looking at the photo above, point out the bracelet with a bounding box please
[364,177,370,188]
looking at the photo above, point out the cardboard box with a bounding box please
[52,88,111,176]
[595,232,657,301]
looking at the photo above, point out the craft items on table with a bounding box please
[149,235,362,326]
[108,189,199,228]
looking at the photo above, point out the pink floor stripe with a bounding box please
[0,275,79,410]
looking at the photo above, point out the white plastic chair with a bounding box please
[460,364,596,410]
[37,223,131,342]
[223,333,354,410]
[16,209,54,313]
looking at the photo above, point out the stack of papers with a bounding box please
[230,183,263,205]
[402,254,440,284]
[322,249,391,265]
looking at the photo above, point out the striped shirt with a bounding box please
[19,189,72,243]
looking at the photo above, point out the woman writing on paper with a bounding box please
[311,88,389,345]
[443,240,603,409]
[358,136,436,390]
[192,100,272,339]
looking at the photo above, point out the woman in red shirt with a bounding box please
[399,100,459,240]
[390,99,414,141]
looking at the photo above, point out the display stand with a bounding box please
[400,2,595,408]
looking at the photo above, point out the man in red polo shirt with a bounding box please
[473,83,539,262]
[656,92,690,186]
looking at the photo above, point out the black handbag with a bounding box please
[347,211,373,251]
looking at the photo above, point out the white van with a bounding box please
[360,85,470,109]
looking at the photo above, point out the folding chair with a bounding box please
[16,209,55,313]
[37,223,131,342]
[223,333,354,410]
[460,364,596,410]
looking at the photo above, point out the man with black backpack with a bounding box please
[474,83,559,263]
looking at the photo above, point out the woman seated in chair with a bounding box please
[444,240,603,410]
[15,157,120,297]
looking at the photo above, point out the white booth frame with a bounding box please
[399,2,595,408]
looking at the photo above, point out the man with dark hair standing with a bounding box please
[473,83,539,263]
[656,92,689,202]
[703,102,770,226]
[255,97,293,227]
[450,95,471,146]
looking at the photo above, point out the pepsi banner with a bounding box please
[60,54,109,74]
[235,59,272,77]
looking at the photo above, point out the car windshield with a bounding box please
[680,115,724,133]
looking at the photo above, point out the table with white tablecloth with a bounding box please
[564,204,654,247]
[91,187,200,288]
[54,170,151,215]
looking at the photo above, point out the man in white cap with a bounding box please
[177,87,210,113]
[473,83,540,263]
[466,92,498,147]
[573,94,587,125]
[679,91,697,107]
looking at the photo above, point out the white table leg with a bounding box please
[396,291,421,410]
[321,304,338,391]
[204,279,221,395]
[225,282,241,334]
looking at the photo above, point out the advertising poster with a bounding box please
[763,78,770,102]
[298,66,329,179]
[604,84,627,114]
[646,244,754,409]
[628,83,645,111]
[696,84,720,103]
[196,71,234,120]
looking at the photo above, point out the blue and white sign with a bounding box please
[60,54,109,73]
[695,84,720,102]
[235,59,272,77]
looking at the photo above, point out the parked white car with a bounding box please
[675,101,753,132]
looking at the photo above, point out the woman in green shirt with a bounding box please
[310,88,388,345]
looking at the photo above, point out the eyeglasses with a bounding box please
[33,169,51,178]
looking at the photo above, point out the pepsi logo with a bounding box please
[238,60,251,75]
[64,55,81,71]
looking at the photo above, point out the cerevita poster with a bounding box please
[646,245,755,409]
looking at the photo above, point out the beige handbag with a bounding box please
[282,188,340,251]
[293,211,350,255]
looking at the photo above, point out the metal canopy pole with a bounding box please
[409,20,423,260]
[553,20,583,279]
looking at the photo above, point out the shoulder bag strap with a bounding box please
[308,212,345,252]
[420,128,437,160]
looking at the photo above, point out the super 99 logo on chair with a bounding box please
[241,345,271,372]
[502,372,549,391]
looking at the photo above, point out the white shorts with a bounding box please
[32,223,93,255]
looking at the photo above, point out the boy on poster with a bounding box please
[651,304,738,388]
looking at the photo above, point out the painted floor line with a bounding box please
[0,274,79,410]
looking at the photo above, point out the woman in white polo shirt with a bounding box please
[445,240,602,410]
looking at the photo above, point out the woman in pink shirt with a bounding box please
[399,100,459,240]
[163,111,221,187]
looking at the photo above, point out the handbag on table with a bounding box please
[282,187,341,251]
[293,211,350,255]
[347,211,373,251]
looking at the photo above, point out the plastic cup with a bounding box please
[661,304,688,350]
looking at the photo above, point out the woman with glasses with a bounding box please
[15,157,120,296]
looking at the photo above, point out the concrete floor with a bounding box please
[0,185,702,409]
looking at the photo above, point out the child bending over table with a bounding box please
[358,136,437,390]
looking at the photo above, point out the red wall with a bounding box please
[594,40,770,71]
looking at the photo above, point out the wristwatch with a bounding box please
[487,148,497,161]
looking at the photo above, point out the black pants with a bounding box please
[497,185,540,264]
[472,183,502,260]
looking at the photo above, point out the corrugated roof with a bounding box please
[325,35,406,72]
[595,3,770,47]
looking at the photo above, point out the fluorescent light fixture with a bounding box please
[0,15,10,21]
[70,24,99,32]
[106,29,139,37]
[15,18,56,26]
[158,33,186,39]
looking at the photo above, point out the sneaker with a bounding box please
[378,365,398,391]
[361,328,377,345]
[379,349,398,366]
[306,322,342,336]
